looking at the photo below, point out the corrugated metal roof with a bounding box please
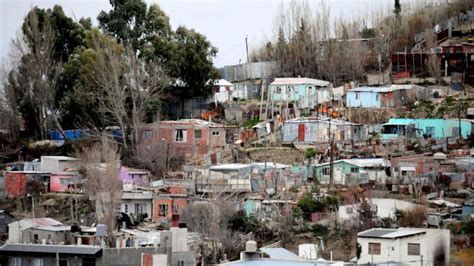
[212,79,233,86]
[260,248,303,260]
[41,156,79,161]
[349,84,423,93]
[223,258,334,265]
[11,218,63,228]
[270,77,330,87]
[210,164,252,171]
[0,244,102,255]
[285,117,360,126]
[315,158,390,168]
[358,228,425,239]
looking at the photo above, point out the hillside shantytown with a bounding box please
[0,0,474,265]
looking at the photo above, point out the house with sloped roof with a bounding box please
[269,77,331,109]
[346,85,427,108]
[314,158,391,185]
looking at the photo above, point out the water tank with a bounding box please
[245,240,257,253]
[299,244,318,259]
[96,224,107,237]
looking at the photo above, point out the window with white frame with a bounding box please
[322,167,330,175]
[375,94,380,101]
[350,167,358,173]
[174,129,187,142]
[124,204,129,213]
[276,87,282,93]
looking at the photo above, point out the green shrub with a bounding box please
[305,148,316,158]
[310,224,329,237]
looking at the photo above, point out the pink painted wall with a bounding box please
[50,174,81,192]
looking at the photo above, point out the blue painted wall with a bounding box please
[346,90,381,108]
[382,118,472,140]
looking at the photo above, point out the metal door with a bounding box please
[298,124,305,142]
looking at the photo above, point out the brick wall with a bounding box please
[5,172,27,198]
[152,197,188,224]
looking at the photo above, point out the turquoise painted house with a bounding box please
[269,77,330,108]
[314,158,390,185]
[381,118,472,141]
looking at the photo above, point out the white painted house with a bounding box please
[211,79,234,103]
[357,228,450,266]
[119,191,153,220]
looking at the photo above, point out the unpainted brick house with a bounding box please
[138,119,227,163]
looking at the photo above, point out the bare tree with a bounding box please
[8,11,64,139]
[84,32,167,152]
[124,46,168,150]
[425,30,442,83]
[180,201,237,264]
[77,136,122,245]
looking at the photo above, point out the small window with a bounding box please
[194,130,202,139]
[124,204,129,213]
[346,207,353,214]
[407,243,420,256]
[350,167,358,173]
[376,94,380,101]
[426,127,435,137]
[159,204,169,217]
[355,92,360,100]
[322,167,330,175]
[276,87,282,94]
[368,242,381,255]
[174,129,187,142]
[212,131,220,136]
[142,130,152,139]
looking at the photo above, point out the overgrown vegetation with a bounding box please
[250,0,474,85]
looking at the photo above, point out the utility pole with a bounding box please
[328,96,335,190]
[245,35,249,63]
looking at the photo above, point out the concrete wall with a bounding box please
[120,199,153,218]
[4,255,88,266]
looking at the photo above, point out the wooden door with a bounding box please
[298,124,305,142]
